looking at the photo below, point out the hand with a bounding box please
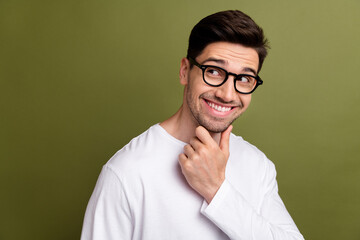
[179,125,232,203]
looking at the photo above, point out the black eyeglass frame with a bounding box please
[188,57,263,94]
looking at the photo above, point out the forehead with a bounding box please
[197,42,259,72]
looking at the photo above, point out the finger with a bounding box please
[219,125,232,153]
[178,153,187,165]
[195,126,215,146]
[183,144,195,158]
[189,137,203,151]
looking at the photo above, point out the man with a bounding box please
[81,10,304,240]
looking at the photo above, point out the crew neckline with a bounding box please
[153,123,187,147]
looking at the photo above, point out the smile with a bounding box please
[205,100,233,113]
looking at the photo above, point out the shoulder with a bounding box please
[229,133,275,172]
[104,124,183,179]
[229,133,266,158]
[105,124,159,171]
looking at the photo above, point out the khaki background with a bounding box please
[1,0,359,239]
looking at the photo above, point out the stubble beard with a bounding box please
[186,89,242,134]
[193,111,237,133]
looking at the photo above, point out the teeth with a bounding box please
[207,101,231,112]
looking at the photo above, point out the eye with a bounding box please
[205,67,225,79]
[238,76,250,83]
[207,68,220,76]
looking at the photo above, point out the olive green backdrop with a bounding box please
[1,0,359,239]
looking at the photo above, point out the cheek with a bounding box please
[240,95,252,109]
[186,76,205,98]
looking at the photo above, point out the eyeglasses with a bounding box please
[188,57,263,94]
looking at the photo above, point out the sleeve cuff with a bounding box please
[201,178,232,216]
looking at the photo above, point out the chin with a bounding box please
[190,106,240,133]
[205,125,229,133]
[198,119,233,133]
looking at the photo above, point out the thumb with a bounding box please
[219,125,232,154]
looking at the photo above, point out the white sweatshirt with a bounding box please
[81,124,304,240]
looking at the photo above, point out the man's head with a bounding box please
[179,10,269,133]
[187,10,269,73]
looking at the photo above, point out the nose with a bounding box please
[214,76,238,103]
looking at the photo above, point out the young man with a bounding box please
[81,10,304,240]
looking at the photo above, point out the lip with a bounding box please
[202,98,237,117]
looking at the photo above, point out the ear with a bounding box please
[179,57,190,86]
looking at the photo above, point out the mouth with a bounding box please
[204,99,235,114]
[206,101,232,112]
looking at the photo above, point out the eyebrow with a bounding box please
[201,57,258,76]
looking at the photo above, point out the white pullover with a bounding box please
[81,124,304,240]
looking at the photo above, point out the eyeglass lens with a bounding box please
[203,66,257,93]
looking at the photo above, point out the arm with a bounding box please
[80,165,132,240]
[200,161,304,240]
[179,126,304,240]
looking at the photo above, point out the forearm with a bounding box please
[201,179,304,240]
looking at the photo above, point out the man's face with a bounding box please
[180,42,259,133]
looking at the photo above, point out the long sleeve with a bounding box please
[80,125,304,239]
[81,165,133,240]
[200,160,304,240]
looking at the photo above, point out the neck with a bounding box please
[160,105,221,144]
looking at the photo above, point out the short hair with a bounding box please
[187,10,269,72]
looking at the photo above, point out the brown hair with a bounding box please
[187,10,269,72]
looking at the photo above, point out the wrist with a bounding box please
[204,178,225,204]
